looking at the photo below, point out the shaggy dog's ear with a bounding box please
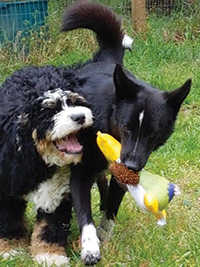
[113,64,140,101]
[164,79,192,115]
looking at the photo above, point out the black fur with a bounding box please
[0,198,26,239]
[37,198,72,246]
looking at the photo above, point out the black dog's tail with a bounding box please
[61,1,132,64]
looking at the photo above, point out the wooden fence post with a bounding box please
[131,0,147,33]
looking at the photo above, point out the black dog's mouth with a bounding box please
[54,133,83,154]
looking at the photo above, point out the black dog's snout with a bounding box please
[71,114,85,125]
[124,160,141,173]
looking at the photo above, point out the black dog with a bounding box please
[0,65,107,265]
[62,0,191,250]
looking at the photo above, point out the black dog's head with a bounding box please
[111,64,191,172]
[18,88,93,167]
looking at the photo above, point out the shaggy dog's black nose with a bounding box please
[71,114,85,124]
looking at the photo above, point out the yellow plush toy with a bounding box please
[97,131,180,226]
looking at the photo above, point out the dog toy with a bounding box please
[96,132,139,185]
[96,131,180,225]
[110,161,139,185]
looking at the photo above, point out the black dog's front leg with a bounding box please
[106,177,126,220]
[98,176,126,242]
[70,165,101,265]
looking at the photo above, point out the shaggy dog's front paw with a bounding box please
[31,220,70,266]
[0,238,28,259]
[81,224,101,265]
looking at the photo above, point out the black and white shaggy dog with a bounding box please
[0,66,107,265]
[61,0,192,254]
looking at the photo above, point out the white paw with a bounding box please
[97,214,115,242]
[81,224,101,265]
[34,253,70,267]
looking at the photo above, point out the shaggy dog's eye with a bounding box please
[66,97,90,109]
[42,99,57,109]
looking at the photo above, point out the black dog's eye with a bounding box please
[123,124,130,132]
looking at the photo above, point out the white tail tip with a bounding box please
[122,34,134,50]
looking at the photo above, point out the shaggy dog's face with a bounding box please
[20,88,93,167]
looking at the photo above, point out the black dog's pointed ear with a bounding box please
[165,79,192,114]
[114,64,140,101]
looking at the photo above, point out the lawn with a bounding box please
[0,7,200,267]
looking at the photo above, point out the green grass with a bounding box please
[0,8,200,267]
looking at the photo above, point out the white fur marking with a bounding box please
[43,88,64,101]
[122,34,134,49]
[81,224,100,261]
[26,166,70,213]
[139,110,144,126]
[34,253,70,267]
[133,110,144,154]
